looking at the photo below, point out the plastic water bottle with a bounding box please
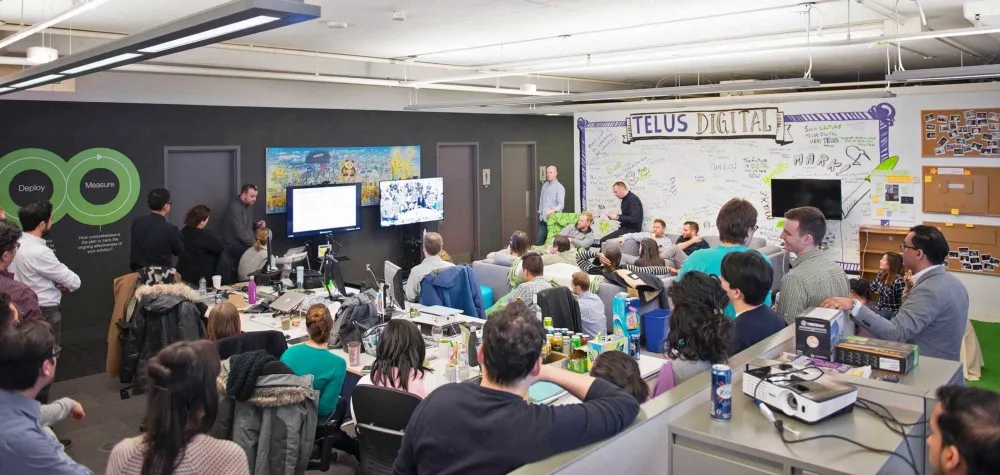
[530,295,543,322]
[198,278,207,297]
[248,276,257,305]
[457,343,470,381]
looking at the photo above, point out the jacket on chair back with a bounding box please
[120,283,207,391]
[211,354,319,475]
[419,265,485,318]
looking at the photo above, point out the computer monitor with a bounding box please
[286,183,362,238]
[384,260,406,308]
[379,177,444,227]
[323,255,347,297]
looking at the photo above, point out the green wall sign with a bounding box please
[0,148,141,226]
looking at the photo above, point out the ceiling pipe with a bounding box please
[852,0,985,59]
[0,24,631,87]
[0,55,562,96]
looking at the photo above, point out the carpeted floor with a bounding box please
[969,320,1000,393]
[49,373,358,474]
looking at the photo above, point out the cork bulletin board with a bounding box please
[923,166,1000,217]
[926,222,1000,277]
[921,108,1000,158]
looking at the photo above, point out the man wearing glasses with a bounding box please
[0,223,43,323]
[822,225,968,361]
[0,321,92,474]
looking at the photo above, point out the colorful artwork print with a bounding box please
[265,146,420,213]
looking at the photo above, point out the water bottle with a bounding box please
[531,295,543,322]
[248,276,257,305]
[457,343,470,381]
[198,277,207,297]
[377,285,386,318]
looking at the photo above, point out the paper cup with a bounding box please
[212,275,222,289]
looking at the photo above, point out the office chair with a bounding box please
[308,396,349,472]
[352,385,423,475]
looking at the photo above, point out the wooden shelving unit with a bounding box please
[858,226,911,282]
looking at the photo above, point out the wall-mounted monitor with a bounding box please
[286,183,361,238]
[771,178,843,220]
[379,177,444,227]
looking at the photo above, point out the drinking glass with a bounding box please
[431,325,444,344]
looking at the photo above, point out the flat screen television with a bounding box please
[379,177,444,227]
[286,183,361,238]
[771,179,843,220]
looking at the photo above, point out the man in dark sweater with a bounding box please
[721,250,787,355]
[676,221,710,256]
[223,184,266,263]
[599,182,643,244]
[129,188,183,271]
[393,300,640,475]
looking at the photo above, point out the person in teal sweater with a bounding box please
[677,198,771,318]
[280,304,346,418]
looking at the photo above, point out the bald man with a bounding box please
[536,165,566,245]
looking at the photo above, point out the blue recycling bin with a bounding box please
[642,309,670,353]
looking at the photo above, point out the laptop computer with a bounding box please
[269,291,308,313]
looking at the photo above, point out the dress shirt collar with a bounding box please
[422,255,443,264]
[0,389,40,419]
[790,247,822,268]
[20,232,46,247]
[911,264,942,285]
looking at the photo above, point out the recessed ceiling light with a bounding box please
[392,10,406,21]
[326,21,348,29]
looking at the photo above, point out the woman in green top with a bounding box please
[280,304,346,418]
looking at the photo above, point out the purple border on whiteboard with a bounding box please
[577,103,896,210]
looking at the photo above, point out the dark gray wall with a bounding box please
[0,100,573,341]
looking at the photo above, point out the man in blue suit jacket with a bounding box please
[822,225,968,362]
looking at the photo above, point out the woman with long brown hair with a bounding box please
[869,252,905,319]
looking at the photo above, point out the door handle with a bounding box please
[525,191,530,219]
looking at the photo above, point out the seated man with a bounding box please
[775,206,849,323]
[542,236,579,267]
[571,272,605,337]
[507,253,555,304]
[821,225,968,361]
[720,251,787,355]
[393,300,640,475]
[614,218,686,265]
[0,321,93,475]
[556,212,597,249]
[678,198,771,318]
[926,385,1000,475]
[405,232,454,302]
[675,221,709,255]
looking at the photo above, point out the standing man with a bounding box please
[599,182,643,243]
[775,206,849,323]
[821,225,968,361]
[129,188,184,271]
[536,166,565,245]
[676,221,709,255]
[10,201,81,347]
[223,184,266,263]
[0,224,42,323]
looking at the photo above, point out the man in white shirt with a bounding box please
[405,232,454,302]
[10,201,81,346]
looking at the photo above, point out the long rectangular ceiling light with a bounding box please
[886,65,1000,83]
[402,78,820,111]
[0,0,111,50]
[0,0,320,95]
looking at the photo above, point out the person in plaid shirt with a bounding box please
[869,252,906,319]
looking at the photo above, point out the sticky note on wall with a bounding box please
[925,176,932,183]
[951,208,960,215]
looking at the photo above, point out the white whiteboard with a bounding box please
[576,102,902,266]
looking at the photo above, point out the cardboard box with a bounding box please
[612,292,641,332]
[587,335,626,368]
[566,349,589,374]
[835,336,919,375]
[795,307,845,361]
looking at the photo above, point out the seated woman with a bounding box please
[869,252,906,320]
[208,301,286,360]
[634,238,667,268]
[487,230,531,265]
[590,350,649,403]
[237,228,269,281]
[107,340,249,475]
[576,246,674,276]
[280,304,347,419]
[176,205,225,286]
[656,271,733,393]
[352,319,447,417]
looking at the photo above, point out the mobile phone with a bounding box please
[362,365,373,373]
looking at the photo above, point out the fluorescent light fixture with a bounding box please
[0,0,320,95]
[0,0,110,50]
[403,78,820,111]
[138,15,280,53]
[62,53,143,74]
[9,74,65,89]
[886,65,1000,83]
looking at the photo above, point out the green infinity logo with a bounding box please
[0,148,141,226]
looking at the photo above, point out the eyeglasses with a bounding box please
[751,225,759,232]
[50,345,62,360]
[899,244,919,252]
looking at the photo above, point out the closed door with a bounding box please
[437,144,479,264]
[164,147,240,237]
[501,143,537,243]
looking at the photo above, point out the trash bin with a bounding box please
[642,309,670,353]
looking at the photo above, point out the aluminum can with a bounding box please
[710,364,733,421]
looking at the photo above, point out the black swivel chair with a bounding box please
[308,396,350,472]
[352,385,423,475]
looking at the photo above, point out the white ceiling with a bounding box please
[0,0,998,91]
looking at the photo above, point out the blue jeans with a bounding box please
[536,220,548,245]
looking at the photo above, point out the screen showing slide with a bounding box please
[379,177,444,227]
[286,184,361,238]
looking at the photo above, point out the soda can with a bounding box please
[628,333,641,360]
[543,317,553,329]
[710,364,733,421]
[562,336,572,355]
[445,364,459,383]
[571,334,582,350]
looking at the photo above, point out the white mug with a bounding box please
[211,275,222,289]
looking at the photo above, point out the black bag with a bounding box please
[331,289,381,349]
